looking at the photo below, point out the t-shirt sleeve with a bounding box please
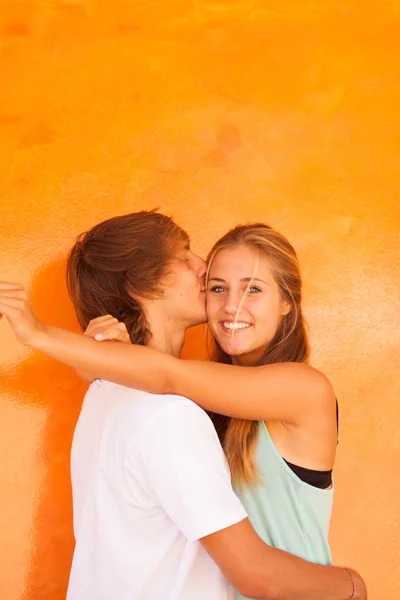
[130,398,247,541]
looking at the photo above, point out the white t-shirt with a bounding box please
[67,380,247,600]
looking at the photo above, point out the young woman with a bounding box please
[0,223,339,598]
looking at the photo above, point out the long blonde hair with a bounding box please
[207,224,309,488]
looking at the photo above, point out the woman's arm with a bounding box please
[36,327,336,423]
[76,316,133,383]
[0,282,334,424]
[82,315,335,424]
[0,282,175,393]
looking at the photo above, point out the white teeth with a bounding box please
[222,322,251,330]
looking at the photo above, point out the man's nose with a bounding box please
[196,256,207,282]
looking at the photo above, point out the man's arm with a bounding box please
[201,518,365,600]
[134,401,365,600]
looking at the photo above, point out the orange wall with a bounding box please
[1,1,399,598]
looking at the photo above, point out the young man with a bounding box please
[0,211,366,600]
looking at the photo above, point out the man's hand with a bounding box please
[84,315,131,344]
[347,568,367,600]
[0,281,44,346]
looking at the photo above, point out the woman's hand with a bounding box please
[84,315,131,344]
[0,282,44,346]
[75,316,131,383]
[1,284,169,395]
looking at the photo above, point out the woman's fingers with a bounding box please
[0,286,29,321]
[0,281,24,291]
[0,295,27,312]
[0,300,23,320]
[84,315,130,343]
[86,314,118,325]
[0,290,27,303]
[84,316,119,337]
[94,327,124,341]
[93,322,129,341]
[87,321,130,343]
[0,287,29,320]
[0,282,131,348]
[0,286,42,346]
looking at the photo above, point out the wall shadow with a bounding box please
[0,257,86,599]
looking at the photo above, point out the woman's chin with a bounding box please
[217,340,250,357]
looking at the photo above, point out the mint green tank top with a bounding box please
[234,421,333,600]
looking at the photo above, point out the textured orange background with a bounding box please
[1,1,399,599]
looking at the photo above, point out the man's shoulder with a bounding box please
[86,379,208,426]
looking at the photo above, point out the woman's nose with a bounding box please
[223,292,241,315]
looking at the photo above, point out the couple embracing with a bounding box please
[0,210,366,599]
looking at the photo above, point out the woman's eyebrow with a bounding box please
[241,277,268,285]
[208,277,269,285]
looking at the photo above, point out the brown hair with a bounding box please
[207,223,309,487]
[66,210,188,345]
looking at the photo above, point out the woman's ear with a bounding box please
[281,300,292,316]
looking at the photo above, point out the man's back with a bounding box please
[68,380,246,600]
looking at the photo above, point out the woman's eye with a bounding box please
[248,286,261,293]
[209,286,225,293]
